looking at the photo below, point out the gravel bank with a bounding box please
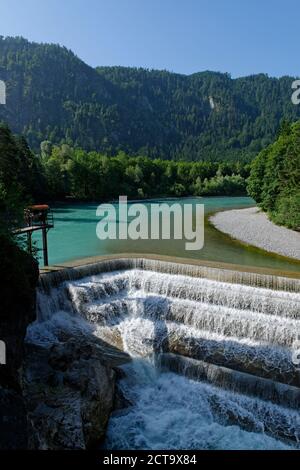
[210,207,300,261]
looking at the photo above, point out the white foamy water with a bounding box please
[104,362,293,450]
[27,267,300,450]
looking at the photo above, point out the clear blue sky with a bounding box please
[0,0,299,78]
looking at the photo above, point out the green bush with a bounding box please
[248,121,300,230]
[270,192,300,230]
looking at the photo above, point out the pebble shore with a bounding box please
[210,207,300,261]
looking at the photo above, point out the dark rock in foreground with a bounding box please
[0,236,39,449]
[23,336,130,449]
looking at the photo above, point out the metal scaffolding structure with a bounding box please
[13,205,54,266]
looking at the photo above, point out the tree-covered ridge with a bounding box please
[41,142,249,200]
[0,123,249,210]
[0,36,300,161]
[248,121,300,230]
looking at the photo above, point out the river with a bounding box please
[33,196,300,273]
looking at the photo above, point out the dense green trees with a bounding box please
[0,122,250,216]
[0,124,45,232]
[1,37,300,161]
[248,121,300,229]
[40,143,250,200]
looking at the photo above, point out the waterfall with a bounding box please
[158,354,300,409]
[27,258,300,450]
[39,257,300,292]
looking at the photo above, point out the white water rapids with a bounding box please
[27,265,300,450]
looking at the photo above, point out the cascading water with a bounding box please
[27,259,300,450]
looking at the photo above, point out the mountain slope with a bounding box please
[0,36,299,160]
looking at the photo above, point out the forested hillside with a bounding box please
[248,121,300,229]
[0,36,300,161]
[0,123,249,204]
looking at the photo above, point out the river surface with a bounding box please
[33,196,300,273]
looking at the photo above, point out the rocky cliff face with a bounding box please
[23,334,130,449]
[0,237,129,449]
[23,338,116,449]
[0,235,39,449]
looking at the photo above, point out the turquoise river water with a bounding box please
[32,196,300,273]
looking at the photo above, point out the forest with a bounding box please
[1,36,300,162]
[1,117,299,233]
[0,123,249,225]
[248,121,300,230]
[0,36,299,233]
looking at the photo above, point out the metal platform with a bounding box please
[13,223,54,235]
[13,206,54,266]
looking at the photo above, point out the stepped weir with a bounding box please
[28,256,300,450]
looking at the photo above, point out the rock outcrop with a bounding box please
[0,235,130,449]
[23,336,130,449]
[0,235,39,449]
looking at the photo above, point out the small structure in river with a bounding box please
[14,205,54,266]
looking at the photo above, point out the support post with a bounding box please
[42,226,49,266]
[27,231,32,255]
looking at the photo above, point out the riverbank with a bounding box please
[210,207,300,261]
